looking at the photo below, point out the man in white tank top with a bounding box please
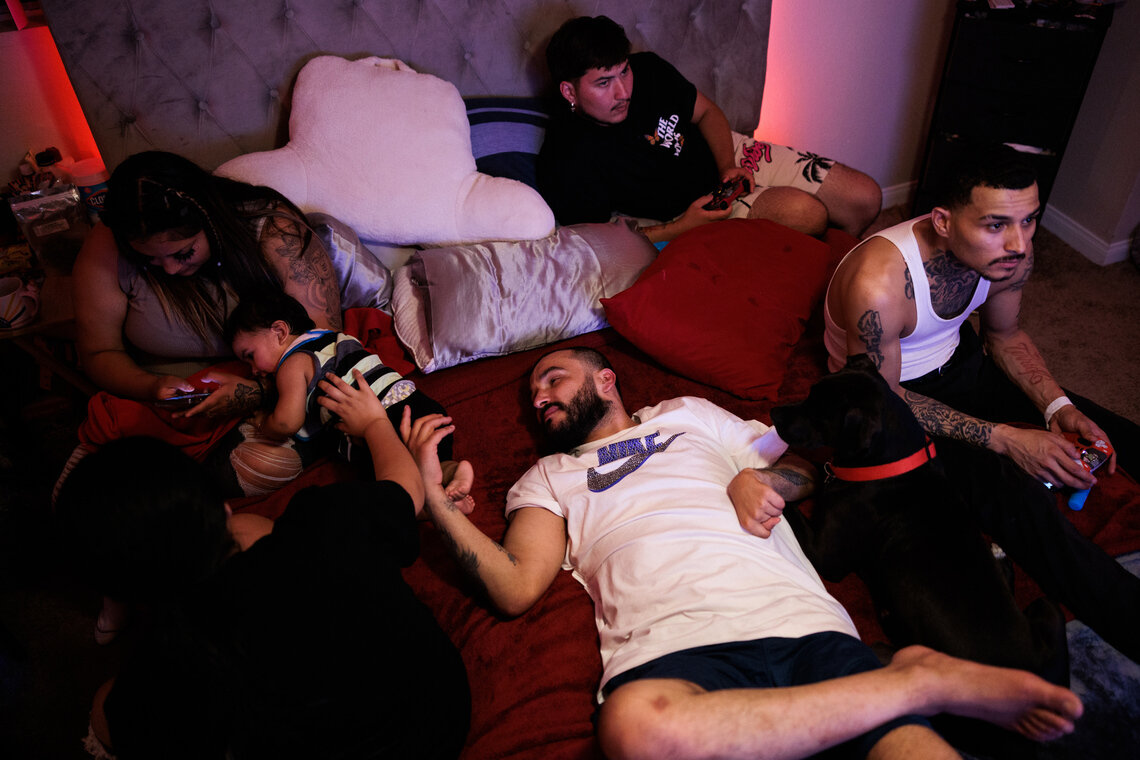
[823,145,1140,666]
[825,144,1136,490]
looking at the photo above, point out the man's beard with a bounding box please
[542,382,611,454]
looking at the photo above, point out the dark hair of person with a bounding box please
[54,437,236,604]
[933,143,1038,210]
[224,288,316,345]
[99,150,314,347]
[534,345,621,397]
[545,15,631,85]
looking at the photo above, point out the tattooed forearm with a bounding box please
[206,380,266,419]
[901,388,993,446]
[430,494,517,601]
[754,466,815,500]
[435,527,491,597]
[856,310,885,368]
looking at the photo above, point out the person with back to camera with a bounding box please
[536,15,883,242]
[823,142,1140,663]
[55,370,471,760]
[224,287,475,509]
[399,345,1083,760]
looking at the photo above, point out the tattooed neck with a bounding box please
[925,248,980,319]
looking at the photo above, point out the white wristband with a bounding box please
[1044,396,1073,427]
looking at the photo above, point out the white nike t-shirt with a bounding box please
[507,396,856,692]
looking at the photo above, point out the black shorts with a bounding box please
[602,631,930,759]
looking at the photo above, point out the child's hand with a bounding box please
[317,369,387,439]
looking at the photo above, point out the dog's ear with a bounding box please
[840,406,879,454]
[844,353,879,376]
[771,403,823,448]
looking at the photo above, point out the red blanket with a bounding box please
[227,294,1140,760]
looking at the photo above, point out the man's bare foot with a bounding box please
[890,646,1082,742]
[443,459,475,515]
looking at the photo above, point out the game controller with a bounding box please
[1066,432,1113,475]
[1042,432,1113,510]
[702,177,751,210]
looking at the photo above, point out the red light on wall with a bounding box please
[2,23,101,171]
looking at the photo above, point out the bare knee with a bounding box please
[748,186,829,237]
[817,163,882,237]
[597,680,699,760]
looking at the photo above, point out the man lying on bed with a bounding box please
[536,15,882,242]
[399,346,1081,760]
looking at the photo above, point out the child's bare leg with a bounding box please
[440,459,475,514]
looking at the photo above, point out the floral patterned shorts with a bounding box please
[728,134,836,217]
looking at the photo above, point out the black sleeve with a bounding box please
[537,121,615,225]
[632,52,698,125]
[274,480,420,568]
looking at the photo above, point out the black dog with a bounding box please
[771,354,1069,686]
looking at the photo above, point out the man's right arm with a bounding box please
[837,245,998,448]
[405,413,567,617]
[425,491,568,617]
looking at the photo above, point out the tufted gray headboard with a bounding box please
[40,0,771,174]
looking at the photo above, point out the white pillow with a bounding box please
[216,56,555,246]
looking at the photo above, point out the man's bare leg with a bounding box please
[747,186,829,237]
[815,163,883,238]
[597,645,1082,760]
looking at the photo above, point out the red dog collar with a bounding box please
[827,438,937,482]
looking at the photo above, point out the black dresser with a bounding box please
[913,0,1115,215]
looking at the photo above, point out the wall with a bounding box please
[1042,0,1140,265]
[6,0,1132,264]
[0,23,99,181]
[758,0,955,209]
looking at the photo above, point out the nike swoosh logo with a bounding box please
[586,432,684,492]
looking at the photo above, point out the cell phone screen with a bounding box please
[154,391,213,408]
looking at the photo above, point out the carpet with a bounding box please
[1037,550,1140,759]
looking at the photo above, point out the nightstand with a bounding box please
[913,0,1115,216]
[0,264,95,396]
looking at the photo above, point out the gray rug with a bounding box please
[1035,550,1140,759]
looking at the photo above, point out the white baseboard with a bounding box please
[881,180,916,212]
[1041,205,1131,266]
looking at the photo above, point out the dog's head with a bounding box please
[771,354,924,461]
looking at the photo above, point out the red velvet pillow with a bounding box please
[602,219,843,401]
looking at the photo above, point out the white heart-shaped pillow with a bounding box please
[217,56,554,246]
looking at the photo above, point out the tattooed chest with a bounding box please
[923,253,980,319]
